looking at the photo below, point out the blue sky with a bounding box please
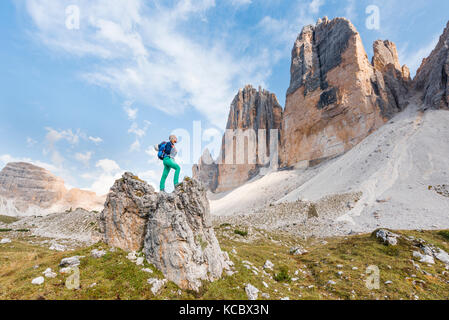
[0,0,448,194]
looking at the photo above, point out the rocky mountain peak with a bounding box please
[414,21,449,109]
[281,17,411,168]
[193,84,283,193]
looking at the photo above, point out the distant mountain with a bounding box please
[0,162,105,216]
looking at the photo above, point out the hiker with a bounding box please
[157,135,181,192]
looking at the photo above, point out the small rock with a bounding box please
[435,249,449,264]
[43,268,57,278]
[413,251,435,264]
[59,256,82,267]
[127,252,137,261]
[147,278,167,295]
[289,246,308,256]
[32,276,45,285]
[336,264,343,269]
[136,257,144,266]
[263,260,274,270]
[231,249,237,255]
[261,293,270,299]
[375,229,399,246]
[245,284,259,300]
[49,243,66,252]
[59,267,73,274]
[91,249,107,258]
[280,297,290,300]
[89,283,97,288]
[1,238,12,244]
[142,268,153,274]
[352,267,358,270]
[262,281,269,288]
[327,280,336,285]
[384,281,393,285]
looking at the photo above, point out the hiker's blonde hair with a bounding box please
[169,135,177,143]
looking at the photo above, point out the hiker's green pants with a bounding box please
[160,157,180,191]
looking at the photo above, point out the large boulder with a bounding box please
[99,173,158,252]
[100,173,231,291]
[143,178,231,291]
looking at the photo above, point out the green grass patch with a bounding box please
[1,228,449,300]
[234,229,248,237]
[438,230,449,242]
[0,215,20,224]
[273,266,291,283]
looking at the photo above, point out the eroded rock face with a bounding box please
[99,173,157,252]
[372,40,411,115]
[414,21,449,110]
[0,162,104,215]
[194,85,283,193]
[0,162,67,212]
[144,178,230,291]
[100,173,230,291]
[281,17,410,168]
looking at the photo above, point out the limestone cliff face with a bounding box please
[0,162,66,212]
[281,17,410,168]
[0,162,104,215]
[193,85,283,193]
[372,40,411,115]
[414,21,449,110]
[216,85,283,192]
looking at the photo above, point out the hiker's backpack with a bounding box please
[157,141,168,160]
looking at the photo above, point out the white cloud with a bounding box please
[45,127,81,147]
[138,169,159,189]
[88,136,103,144]
[129,140,141,152]
[75,151,93,167]
[309,0,324,14]
[95,158,120,173]
[23,0,271,128]
[83,158,124,195]
[128,122,149,138]
[123,101,138,120]
[145,146,162,165]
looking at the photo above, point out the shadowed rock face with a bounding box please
[414,21,449,110]
[100,173,230,291]
[193,85,283,193]
[281,17,410,168]
[372,40,411,116]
